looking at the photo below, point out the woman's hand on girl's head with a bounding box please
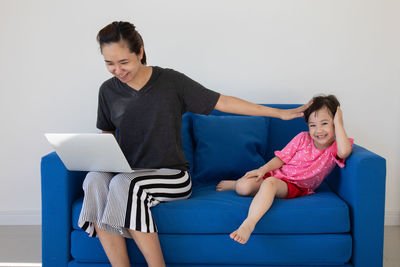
[279,100,313,120]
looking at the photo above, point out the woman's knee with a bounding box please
[108,173,132,194]
[83,172,113,191]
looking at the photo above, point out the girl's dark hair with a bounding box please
[97,21,147,65]
[304,95,340,123]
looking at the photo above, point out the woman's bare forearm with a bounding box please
[215,95,310,120]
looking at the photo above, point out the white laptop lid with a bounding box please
[45,133,150,173]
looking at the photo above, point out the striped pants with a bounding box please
[78,169,191,238]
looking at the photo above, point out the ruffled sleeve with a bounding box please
[274,132,307,163]
[331,138,354,168]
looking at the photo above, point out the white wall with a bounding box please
[0,0,399,225]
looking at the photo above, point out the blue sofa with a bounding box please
[41,104,386,267]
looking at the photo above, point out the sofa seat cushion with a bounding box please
[72,182,349,234]
[71,230,351,265]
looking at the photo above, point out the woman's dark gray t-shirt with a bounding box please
[97,66,220,171]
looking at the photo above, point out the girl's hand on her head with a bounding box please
[334,107,344,127]
[279,100,313,120]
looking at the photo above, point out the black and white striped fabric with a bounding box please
[78,169,191,238]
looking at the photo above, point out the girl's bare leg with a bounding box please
[129,229,166,267]
[94,223,130,267]
[234,176,264,197]
[217,175,264,194]
[230,177,288,244]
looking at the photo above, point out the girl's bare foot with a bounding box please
[229,219,255,244]
[216,180,236,191]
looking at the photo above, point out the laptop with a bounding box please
[44,133,156,173]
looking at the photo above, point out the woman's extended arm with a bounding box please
[214,95,311,120]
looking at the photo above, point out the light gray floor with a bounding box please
[0,225,398,266]
[383,225,400,266]
[0,226,41,266]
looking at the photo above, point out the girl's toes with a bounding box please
[230,231,237,239]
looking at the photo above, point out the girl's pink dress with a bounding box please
[271,132,354,195]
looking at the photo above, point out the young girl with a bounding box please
[216,95,353,244]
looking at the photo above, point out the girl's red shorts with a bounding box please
[263,172,309,199]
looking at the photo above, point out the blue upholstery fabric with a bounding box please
[192,114,269,184]
[41,104,386,267]
[71,230,351,265]
[181,112,195,174]
[41,152,85,267]
[326,144,386,267]
[72,182,349,234]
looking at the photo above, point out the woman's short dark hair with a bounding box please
[304,95,340,123]
[97,21,147,65]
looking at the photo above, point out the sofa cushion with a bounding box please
[192,114,269,184]
[71,229,352,265]
[72,182,349,234]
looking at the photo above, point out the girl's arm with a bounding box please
[334,107,352,159]
[242,156,285,181]
[215,95,311,120]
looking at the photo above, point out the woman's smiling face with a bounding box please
[101,41,143,84]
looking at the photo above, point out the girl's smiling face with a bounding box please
[308,107,335,150]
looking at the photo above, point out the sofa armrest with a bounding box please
[326,144,386,267]
[41,152,87,267]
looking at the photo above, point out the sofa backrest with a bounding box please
[182,104,308,185]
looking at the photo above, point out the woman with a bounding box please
[78,21,309,267]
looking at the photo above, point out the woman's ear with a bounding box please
[139,45,144,61]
